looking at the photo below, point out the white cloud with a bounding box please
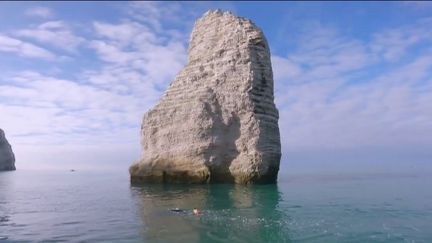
[89,40,137,63]
[0,34,56,60]
[1,9,189,147]
[125,1,218,42]
[0,71,146,146]
[15,21,85,53]
[89,18,187,94]
[126,1,184,32]
[401,1,432,8]
[271,56,302,81]
[24,7,54,18]
[93,21,158,47]
[370,18,432,62]
[292,27,373,79]
[273,21,432,152]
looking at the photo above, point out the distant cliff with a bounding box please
[0,129,15,171]
[130,10,280,184]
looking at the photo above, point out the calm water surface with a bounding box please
[0,170,431,242]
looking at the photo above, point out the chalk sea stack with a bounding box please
[130,10,281,184]
[0,129,15,171]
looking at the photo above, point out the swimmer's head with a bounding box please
[193,208,200,215]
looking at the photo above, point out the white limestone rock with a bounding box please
[0,129,15,171]
[130,10,281,183]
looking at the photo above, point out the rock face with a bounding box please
[0,129,15,171]
[130,10,281,184]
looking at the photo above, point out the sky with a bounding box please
[0,1,431,174]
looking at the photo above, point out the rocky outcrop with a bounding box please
[0,129,15,171]
[130,10,281,184]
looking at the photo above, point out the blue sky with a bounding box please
[0,1,431,173]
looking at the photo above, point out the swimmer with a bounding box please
[169,207,201,215]
[170,208,185,213]
[193,208,201,215]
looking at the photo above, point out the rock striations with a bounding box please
[0,129,15,171]
[130,10,281,184]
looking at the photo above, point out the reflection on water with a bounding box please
[2,170,432,242]
[131,183,290,242]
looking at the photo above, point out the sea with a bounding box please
[0,169,431,242]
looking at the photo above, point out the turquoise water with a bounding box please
[1,170,431,242]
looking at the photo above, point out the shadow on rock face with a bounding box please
[130,183,291,242]
[203,94,241,183]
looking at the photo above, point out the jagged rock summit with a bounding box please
[0,129,16,171]
[130,10,281,184]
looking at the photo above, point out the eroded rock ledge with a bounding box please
[0,129,16,171]
[130,10,281,184]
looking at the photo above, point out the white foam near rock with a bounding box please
[130,10,281,183]
[0,129,15,171]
